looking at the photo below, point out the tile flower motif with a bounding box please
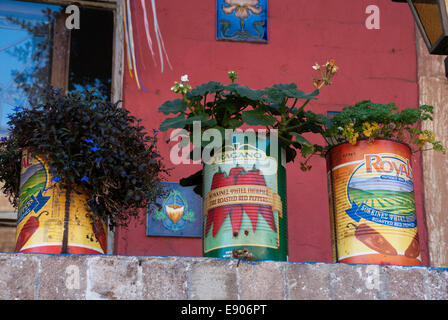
[222,0,262,20]
[217,0,268,43]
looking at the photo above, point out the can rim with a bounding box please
[324,137,412,156]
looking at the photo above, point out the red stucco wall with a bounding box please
[115,0,428,264]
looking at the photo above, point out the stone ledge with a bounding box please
[0,253,447,300]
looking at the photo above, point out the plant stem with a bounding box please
[290,98,298,109]
[283,123,304,133]
[61,185,71,254]
[203,94,207,112]
[182,93,195,114]
[278,135,295,145]
[283,81,326,127]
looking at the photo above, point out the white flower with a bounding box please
[181,74,189,82]
[312,63,320,70]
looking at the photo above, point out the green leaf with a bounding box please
[179,169,203,187]
[266,104,281,116]
[289,132,312,147]
[186,114,208,125]
[224,84,264,101]
[284,146,297,163]
[291,89,320,100]
[227,118,243,129]
[242,110,277,126]
[158,99,187,115]
[159,114,187,131]
[272,83,297,91]
[301,144,315,157]
[263,87,284,104]
[264,84,319,104]
[203,118,218,127]
[217,102,239,114]
[186,114,218,128]
[165,128,187,143]
[188,81,224,98]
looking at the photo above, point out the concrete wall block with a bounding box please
[286,262,331,300]
[424,268,448,300]
[0,253,40,300]
[330,263,381,300]
[189,258,238,300]
[86,255,140,300]
[141,256,189,300]
[383,265,425,300]
[37,254,88,300]
[238,260,285,300]
[1,254,448,300]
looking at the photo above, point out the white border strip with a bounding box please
[20,243,104,254]
[329,160,363,172]
[339,251,422,261]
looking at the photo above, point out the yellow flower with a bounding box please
[361,122,380,138]
[342,124,359,145]
[418,133,426,141]
[416,130,436,147]
[417,130,434,144]
[423,130,435,142]
[362,122,372,137]
[349,133,359,145]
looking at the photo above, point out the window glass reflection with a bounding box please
[0,0,62,135]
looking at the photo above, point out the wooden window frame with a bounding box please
[19,0,124,102]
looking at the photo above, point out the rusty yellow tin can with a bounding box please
[327,139,421,266]
[15,149,107,254]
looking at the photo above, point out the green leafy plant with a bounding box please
[322,100,445,153]
[158,61,339,194]
[0,88,167,229]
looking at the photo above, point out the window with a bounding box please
[0,0,122,252]
[0,0,62,135]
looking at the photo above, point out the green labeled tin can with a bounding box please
[202,132,288,261]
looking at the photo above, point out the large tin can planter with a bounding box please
[326,139,421,266]
[15,149,107,254]
[203,133,287,261]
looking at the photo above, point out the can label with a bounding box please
[327,140,421,265]
[202,134,287,261]
[15,149,107,254]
